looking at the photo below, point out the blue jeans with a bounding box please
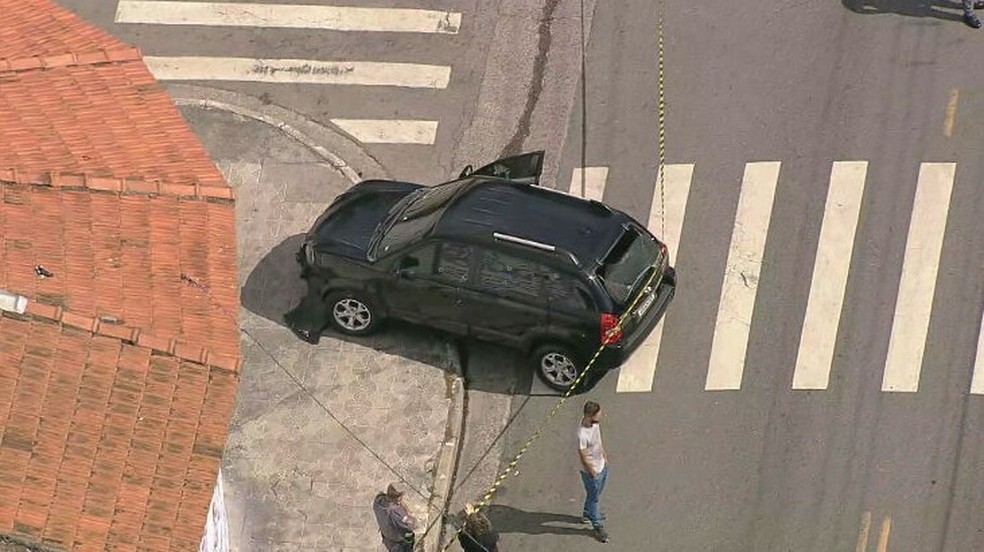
[580,465,608,528]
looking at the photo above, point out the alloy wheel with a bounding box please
[540,351,578,388]
[332,298,372,332]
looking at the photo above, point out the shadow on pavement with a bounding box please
[241,233,459,371]
[842,0,966,22]
[457,340,604,396]
[241,234,608,394]
[240,233,307,326]
[485,504,590,536]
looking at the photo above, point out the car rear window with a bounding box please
[596,225,662,306]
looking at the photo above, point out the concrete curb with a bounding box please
[424,341,465,552]
[165,84,391,184]
[165,84,464,552]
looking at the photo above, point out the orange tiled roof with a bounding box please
[0,0,241,550]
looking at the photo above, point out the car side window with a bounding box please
[475,249,545,303]
[435,242,472,283]
[544,272,594,312]
[397,243,438,277]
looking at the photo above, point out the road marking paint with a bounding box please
[793,161,867,390]
[330,119,438,144]
[143,56,452,88]
[648,164,694,265]
[706,162,781,391]
[877,515,891,552]
[882,163,955,392]
[943,88,959,138]
[115,1,462,34]
[970,302,984,394]
[568,167,608,202]
[856,511,872,552]
[617,164,694,393]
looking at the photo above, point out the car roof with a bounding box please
[430,177,630,268]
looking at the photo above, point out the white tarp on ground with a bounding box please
[200,469,230,552]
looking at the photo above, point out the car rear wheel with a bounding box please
[532,344,583,392]
[325,291,381,336]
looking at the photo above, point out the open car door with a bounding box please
[458,150,545,185]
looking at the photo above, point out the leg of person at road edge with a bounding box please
[372,482,417,552]
[962,0,984,28]
[577,401,610,543]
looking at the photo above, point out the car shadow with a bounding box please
[842,0,966,22]
[457,340,604,396]
[240,233,457,372]
[240,234,606,395]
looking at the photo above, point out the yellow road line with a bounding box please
[943,88,959,137]
[856,510,872,552]
[877,515,892,552]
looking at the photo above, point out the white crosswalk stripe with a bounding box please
[117,1,461,145]
[143,56,452,88]
[568,167,608,201]
[792,161,867,390]
[331,119,439,144]
[541,159,980,397]
[116,1,462,33]
[705,162,781,391]
[971,304,984,394]
[882,163,956,393]
[616,164,693,393]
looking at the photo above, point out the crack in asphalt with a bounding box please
[500,0,563,157]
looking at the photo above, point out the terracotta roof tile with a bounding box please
[0,0,129,60]
[0,0,242,549]
[0,182,240,368]
[0,317,240,550]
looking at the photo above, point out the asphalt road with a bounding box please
[52,0,512,185]
[48,1,984,550]
[486,1,984,551]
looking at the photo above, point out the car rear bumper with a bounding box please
[593,273,676,370]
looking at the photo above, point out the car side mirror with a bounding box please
[459,164,473,178]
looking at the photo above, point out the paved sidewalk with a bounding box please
[172,86,464,551]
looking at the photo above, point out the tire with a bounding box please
[532,343,584,392]
[324,290,382,336]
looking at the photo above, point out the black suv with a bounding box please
[288,152,676,392]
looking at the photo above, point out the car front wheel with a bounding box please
[532,344,584,392]
[325,291,381,336]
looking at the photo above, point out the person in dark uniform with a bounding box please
[373,483,416,552]
[457,504,499,552]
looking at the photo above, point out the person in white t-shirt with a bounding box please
[577,400,609,543]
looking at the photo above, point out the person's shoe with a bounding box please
[966,11,982,28]
[582,513,607,524]
[594,526,610,543]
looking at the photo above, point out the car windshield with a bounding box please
[596,225,662,306]
[373,179,472,258]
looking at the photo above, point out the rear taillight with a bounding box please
[600,313,622,345]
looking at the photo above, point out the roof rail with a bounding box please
[493,232,554,251]
[493,232,582,267]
